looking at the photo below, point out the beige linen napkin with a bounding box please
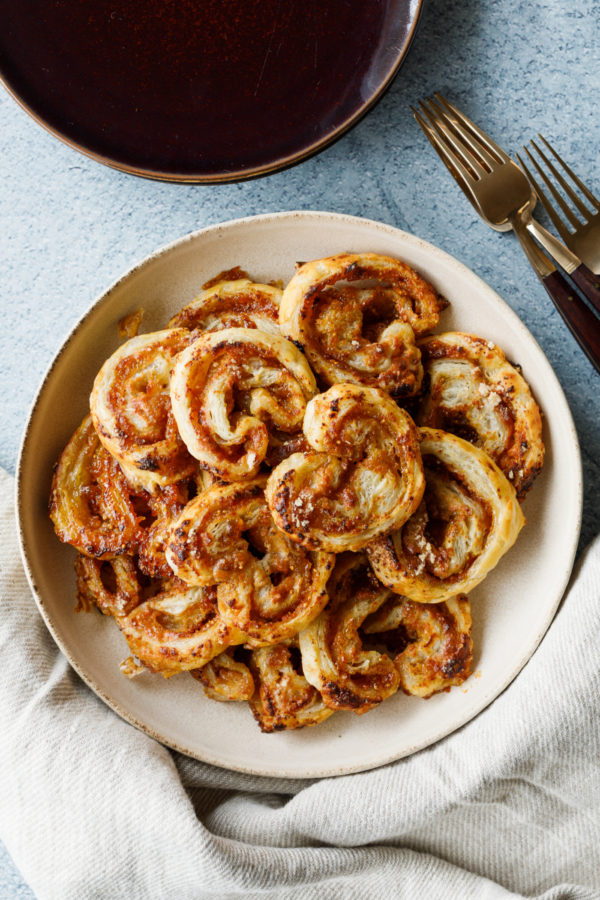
[1,467,599,900]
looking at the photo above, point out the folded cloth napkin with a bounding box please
[1,466,599,900]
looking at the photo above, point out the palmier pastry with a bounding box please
[118,582,245,676]
[191,649,255,702]
[279,252,447,395]
[299,553,400,714]
[165,479,333,647]
[363,594,473,697]
[265,384,425,552]
[90,329,196,489]
[74,554,143,617]
[417,332,544,498]
[248,642,334,731]
[170,328,317,482]
[49,415,141,558]
[367,428,525,603]
[168,271,281,335]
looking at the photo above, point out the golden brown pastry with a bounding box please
[136,478,199,579]
[117,581,245,676]
[49,415,141,558]
[417,332,544,498]
[367,427,525,603]
[279,252,447,395]
[170,328,317,482]
[298,552,400,713]
[248,642,334,731]
[168,271,282,335]
[363,594,473,697]
[74,554,143,617]
[90,329,195,489]
[191,649,255,702]
[265,384,425,552]
[165,479,333,647]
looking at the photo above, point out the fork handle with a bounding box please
[511,214,600,373]
[569,264,600,317]
[542,270,600,373]
[525,218,600,316]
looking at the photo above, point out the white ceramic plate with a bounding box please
[17,211,582,779]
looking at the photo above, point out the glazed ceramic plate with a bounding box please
[0,0,422,182]
[17,212,582,778]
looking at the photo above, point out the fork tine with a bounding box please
[530,137,595,225]
[434,93,511,167]
[411,102,480,197]
[424,95,500,175]
[518,149,573,241]
[417,97,488,180]
[538,134,600,211]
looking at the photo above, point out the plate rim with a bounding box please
[15,210,583,778]
[0,1,424,184]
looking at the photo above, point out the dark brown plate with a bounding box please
[0,0,423,182]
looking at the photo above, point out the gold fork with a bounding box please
[412,94,600,372]
[518,136,600,282]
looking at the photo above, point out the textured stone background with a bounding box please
[1,0,599,894]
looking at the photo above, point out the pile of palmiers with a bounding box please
[49,254,544,732]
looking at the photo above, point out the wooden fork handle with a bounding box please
[543,270,600,373]
[511,214,600,372]
[569,264,600,316]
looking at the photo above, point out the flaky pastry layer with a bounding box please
[90,328,195,489]
[279,252,447,395]
[299,552,400,713]
[265,384,425,552]
[165,479,334,646]
[74,553,143,617]
[49,415,141,558]
[170,327,317,481]
[248,642,334,732]
[169,272,282,335]
[417,332,544,498]
[191,649,255,702]
[367,427,525,603]
[363,593,473,697]
[118,582,245,676]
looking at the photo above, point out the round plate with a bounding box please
[0,1,422,183]
[17,211,582,778]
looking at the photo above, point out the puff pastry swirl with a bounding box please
[170,328,317,482]
[74,553,143,617]
[248,643,334,731]
[265,384,425,552]
[90,328,195,489]
[49,415,141,558]
[165,480,333,646]
[363,594,473,697]
[367,427,525,603]
[417,332,544,498]
[279,252,446,395]
[118,582,245,676]
[299,552,400,713]
[169,271,282,335]
[191,649,255,702]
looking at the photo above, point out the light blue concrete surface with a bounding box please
[2,0,599,895]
